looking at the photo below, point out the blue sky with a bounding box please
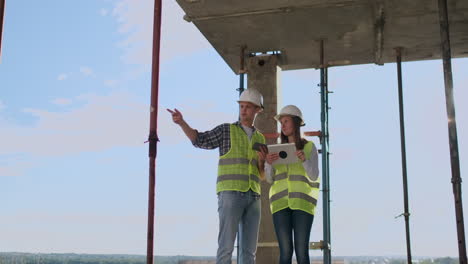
[1,0,467,258]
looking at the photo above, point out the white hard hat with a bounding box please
[237,89,264,109]
[274,105,305,126]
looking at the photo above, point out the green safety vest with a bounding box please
[217,124,266,194]
[269,141,320,215]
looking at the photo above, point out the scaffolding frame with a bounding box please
[142,0,466,263]
[319,39,332,264]
[1,0,464,263]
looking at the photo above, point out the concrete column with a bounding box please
[247,54,281,264]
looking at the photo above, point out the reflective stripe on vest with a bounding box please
[289,174,320,188]
[218,158,258,166]
[270,190,317,206]
[273,172,287,181]
[217,174,260,183]
[217,124,265,194]
[269,141,320,215]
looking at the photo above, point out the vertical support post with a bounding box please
[238,46,246,96]
[320,40,331,264]
[395,47,413,264]
[237,70,243,260]
[248,55,281,264]
[147,0,162,263]
[437,1,467,263]
[239,73,245,95]
[0,0,5,61]
[236,46,246,262]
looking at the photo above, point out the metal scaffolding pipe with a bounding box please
[320,39,331,264]
[238,45,246,96]
[437,1,467,263]
[236,47,245,260]
[147,0,162,263]
[239,73,245,96]
[0,0,5,61]
[395,47,413,264]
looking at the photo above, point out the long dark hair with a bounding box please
[280,116,307,150]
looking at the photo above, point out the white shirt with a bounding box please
[241,124,254,140]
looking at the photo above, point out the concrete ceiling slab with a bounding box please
[175,0,468,72]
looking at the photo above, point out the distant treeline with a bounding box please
[0,253,459,264]
[0,253,214,264]
[347,256,459,264]
[398,257,458,264]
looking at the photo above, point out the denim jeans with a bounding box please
[216,190,261,264]
[272,208,314,264]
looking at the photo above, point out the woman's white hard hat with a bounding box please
[274,105,305,126]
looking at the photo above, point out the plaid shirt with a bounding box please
[193,121,257,156]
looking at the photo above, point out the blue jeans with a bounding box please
[217,190,261,264]
[272,208,314,264]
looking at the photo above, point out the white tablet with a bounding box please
[267,143,298,165]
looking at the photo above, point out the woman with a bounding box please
[262,105,319,264]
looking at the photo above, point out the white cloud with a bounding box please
[112,0,209,66]
[100,8,109,16]
[8,92,149,156]
[0,92,232,156]
[51,98,72,106]
[56,67,92,82]
[57,74,68,81]
[0,166,21,177]
[0,100,5,111]
[104,79,118,87]
[101,0,210,88]
[79,66,93,76]
[0,157,34,177]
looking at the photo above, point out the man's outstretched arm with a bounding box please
[167,108,197,142]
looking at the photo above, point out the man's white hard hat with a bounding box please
[237,89,264,109]
[274,105,305,126]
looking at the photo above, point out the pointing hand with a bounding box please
[167,108,184,125]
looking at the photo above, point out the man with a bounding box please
[167,88,266,264]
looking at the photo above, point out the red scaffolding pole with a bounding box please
[0,0,6,61]
[146,0,162,263]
